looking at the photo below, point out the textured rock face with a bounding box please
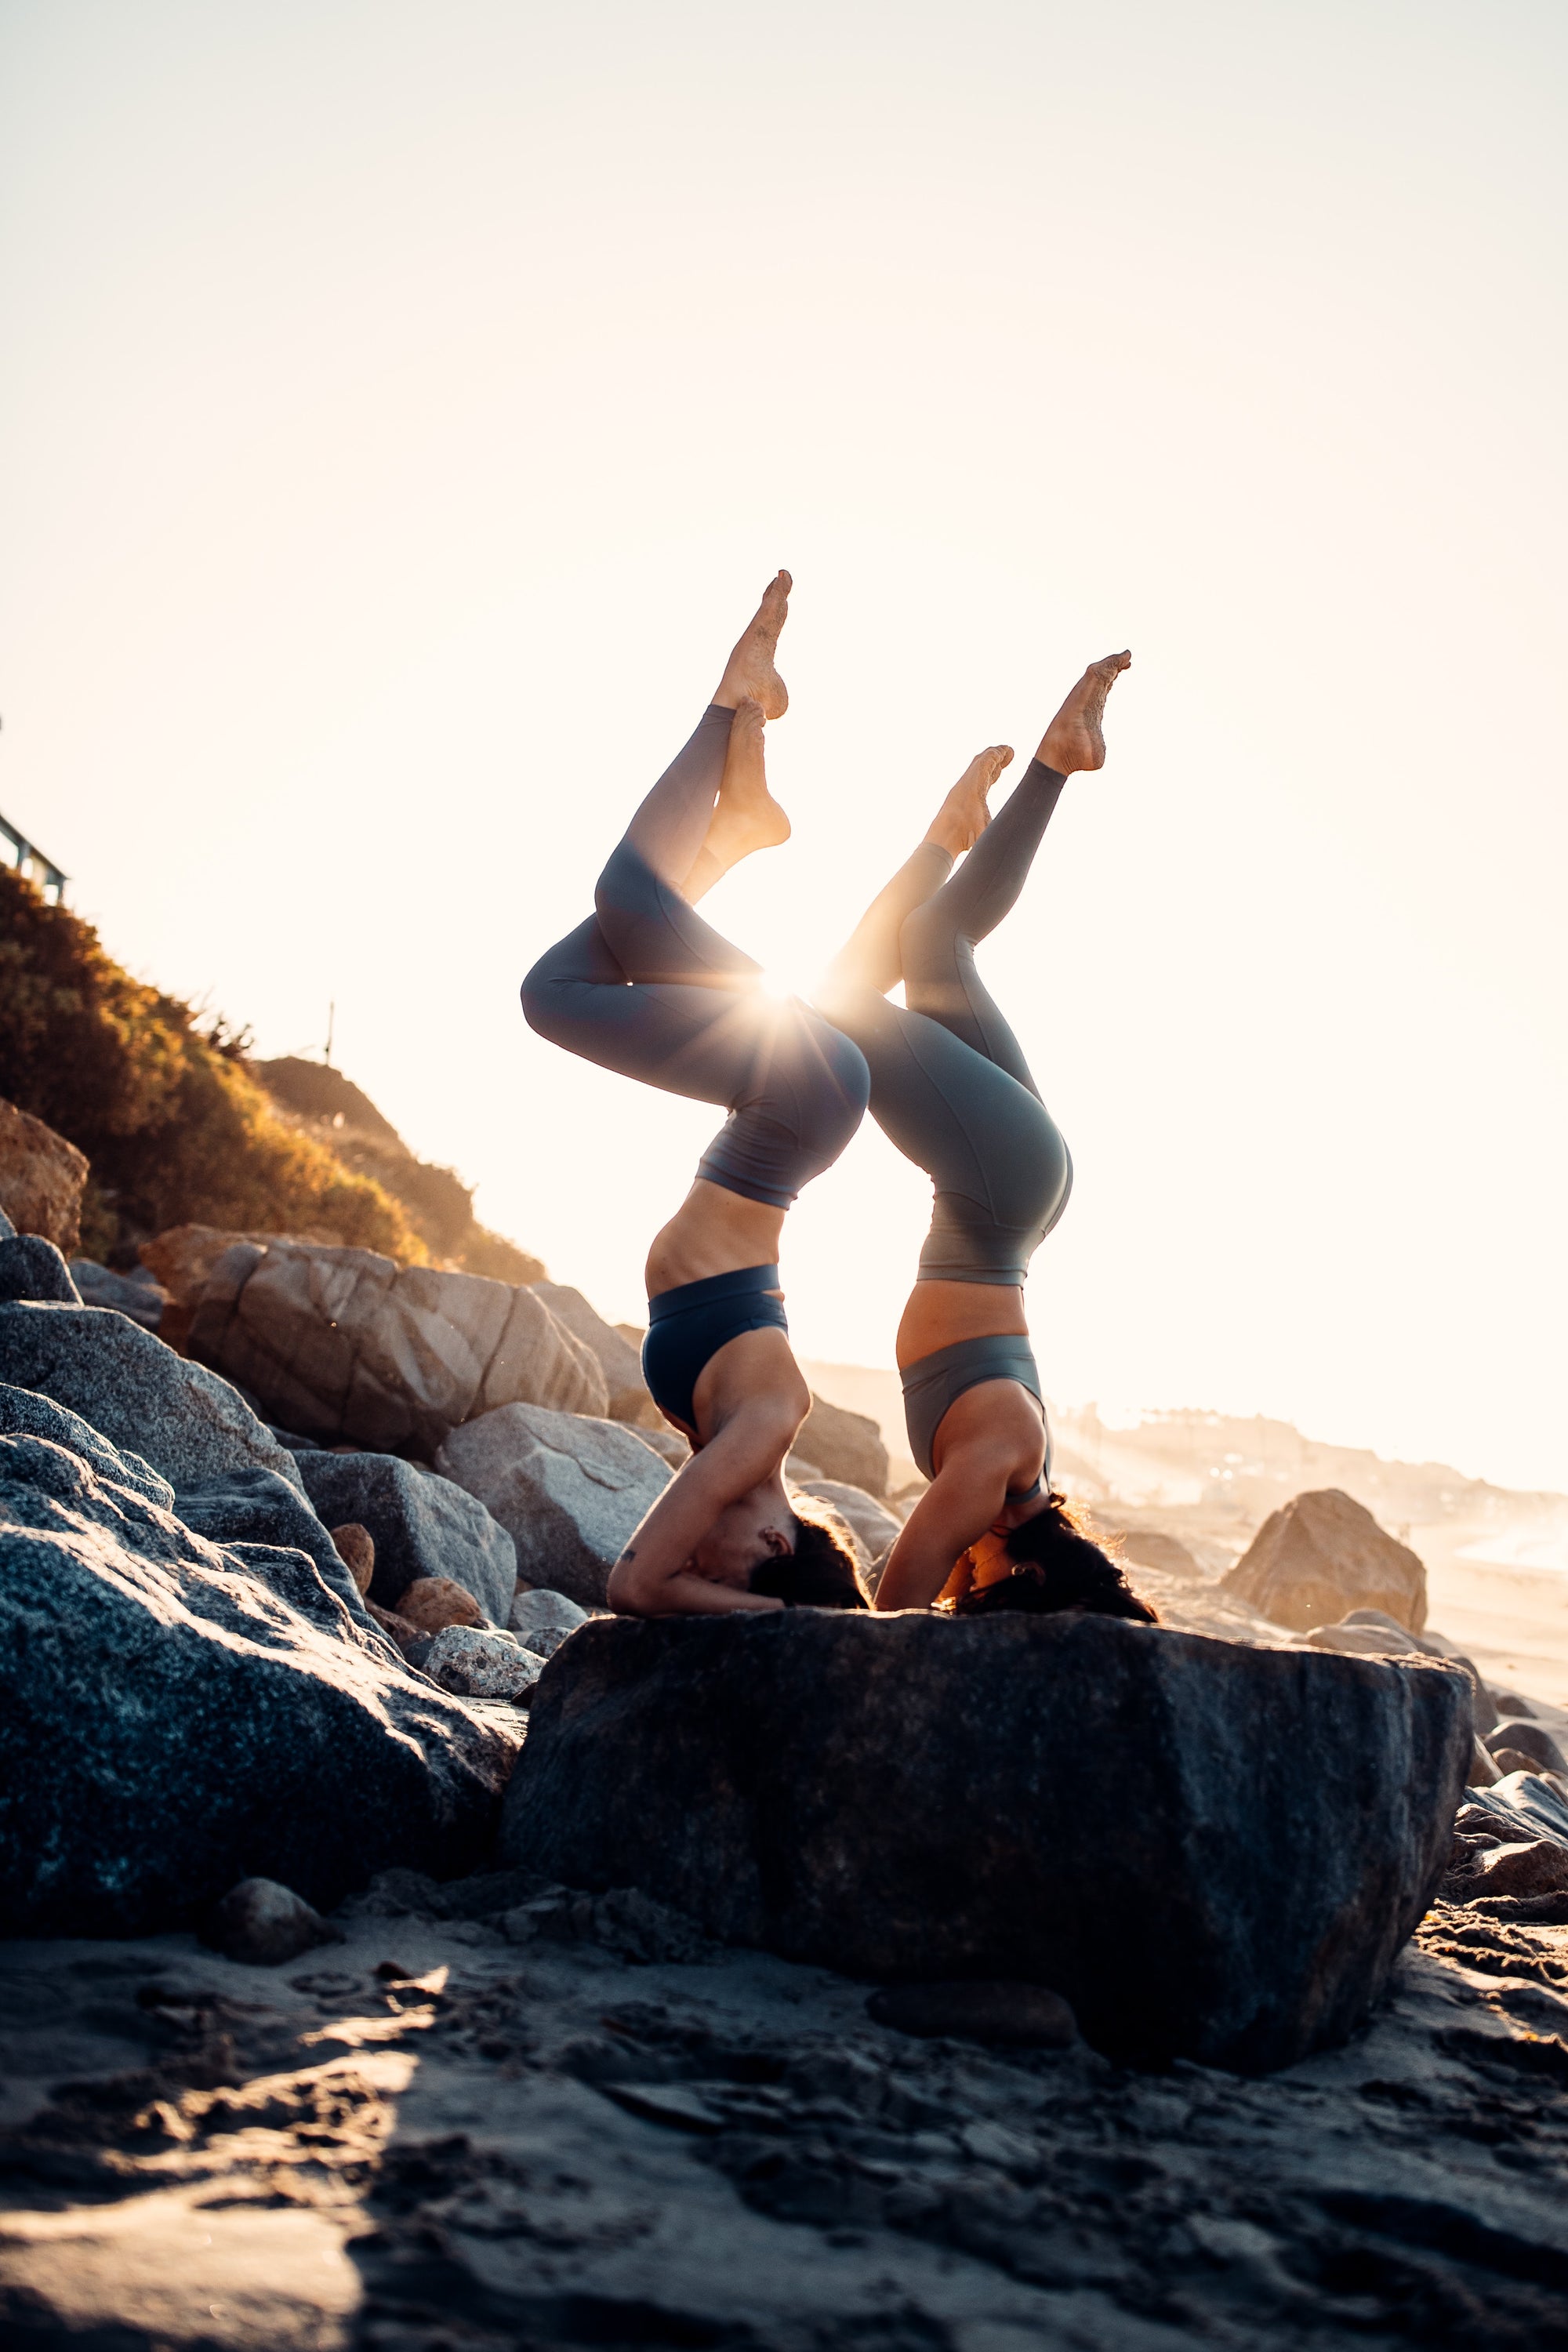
[503,1611,1472,2071]
[186,1239,608,1452]
[799,1393,889,1497]
[0,1096,89,1254]
[0,1235,82,1305]
[531,1282,655,1422]
[0,1300,307,1498]
[172,1462,384,1639]
[437,1403,671,1607]
[0,1388,521,1935]
[1221,1488,1428,1633]
[292,1448,516,1622]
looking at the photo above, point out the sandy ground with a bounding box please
[3,1875,1568,2352]
[1417,1526,1568,1714]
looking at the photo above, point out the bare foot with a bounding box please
[713,571,792,720]
[1035,650,1131,775]
[682,700,790,898]
[925,744,1014,858]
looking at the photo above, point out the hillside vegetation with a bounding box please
[0,868,541,1279]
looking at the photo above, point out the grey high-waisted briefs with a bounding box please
[900,1333,1050,1483]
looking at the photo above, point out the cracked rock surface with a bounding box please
[3,1878,1568,2350]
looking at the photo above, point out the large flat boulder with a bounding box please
[0,1096,88,1254]
[437,1403,670,1607]
[0,1386,519,1934]
[293,1449,516,1623]
[0,1299,307,1498]
[1221,1488,1427,1633]
[530,1282,655,1423]
[501,1610,1471,2071]
[186,1240,608,1452]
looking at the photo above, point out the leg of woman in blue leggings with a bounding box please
[817,651,1136,1613]
[521,573,870,1618]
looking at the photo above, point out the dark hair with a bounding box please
[955,1493,1158,1624]
[750,1497,870,1610]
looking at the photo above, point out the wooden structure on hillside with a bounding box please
[0,811,67,905]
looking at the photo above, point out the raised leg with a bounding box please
[682,699,792,903]
[818,745,1014,1001]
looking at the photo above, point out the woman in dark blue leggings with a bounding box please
[521,573,871,1616]
[818,651,1152,1617]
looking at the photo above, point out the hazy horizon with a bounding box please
[2,0,1564,1493]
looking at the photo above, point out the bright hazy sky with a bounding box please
[2,1,1565,1490]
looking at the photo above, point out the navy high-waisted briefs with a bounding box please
[643,1263,789,1432]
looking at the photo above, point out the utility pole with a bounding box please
[325,1002,336,1068]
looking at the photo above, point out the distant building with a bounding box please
[0,812,67,905]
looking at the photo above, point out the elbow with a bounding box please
[607,1559,655,1617]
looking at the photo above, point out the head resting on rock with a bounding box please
[955,1492,1158,1624]
[748,1492,869,1610]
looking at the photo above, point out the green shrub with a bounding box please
[0,868,426,1262]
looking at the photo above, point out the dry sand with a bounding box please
[4,1883,1568,2350]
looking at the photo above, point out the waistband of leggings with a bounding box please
[898,1334,1043,1399]
[648,1265,783,1323]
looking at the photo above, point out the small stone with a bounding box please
[1484,1719,1568,1775]
[330,1522,376,1593]
[424,1624,544,1701]
[1467,1738,1502,1786]
[868,1979,1077,2049]
[204,1877,341,1965]
[397,1576,485,1632]
[367,1599,433,1664]
[1488,1690,1537,1719]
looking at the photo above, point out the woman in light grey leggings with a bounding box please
[818,651,1152,1617]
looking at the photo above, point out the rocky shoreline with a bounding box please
[5,1100,1568,2344]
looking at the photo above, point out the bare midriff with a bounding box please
[895,1278,1028,1370]
[644,1178,788,1298]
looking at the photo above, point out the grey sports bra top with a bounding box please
[898,1333,1050,1486]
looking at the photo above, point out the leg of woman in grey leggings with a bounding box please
[818,652,1137,1613]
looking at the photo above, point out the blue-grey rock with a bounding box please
[69,1258,166,1330]
[0,1381,170,1509]
[1483,1718,1568,1776]
[0,1203,13,1240]
[1463,1770,1568,1851]
[292,1450,515,1623]
[436,1403,670,1608]
[175,1462,388,1646]
[503,1611,1472,2073]
[0,1389,521,1935]
[0,1236,82,1305]
[425,1624,544,1703]
[0,1299,306,1497]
